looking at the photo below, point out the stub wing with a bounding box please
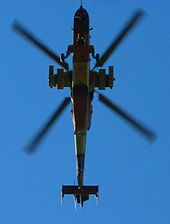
[48,66,72,89]
[90,66,115,90]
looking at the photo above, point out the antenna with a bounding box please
[80,0,83,7]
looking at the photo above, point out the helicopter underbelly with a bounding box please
[72,62,90,131]
[72,62,89,86]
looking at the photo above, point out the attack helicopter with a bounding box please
[13,4,156,207]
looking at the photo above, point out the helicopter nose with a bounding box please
[74,6,89,32]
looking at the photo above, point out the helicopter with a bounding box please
[13,4,156,207]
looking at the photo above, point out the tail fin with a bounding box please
[75,194,89,207]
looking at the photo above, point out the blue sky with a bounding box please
[0,0,170,223]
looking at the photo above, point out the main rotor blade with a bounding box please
[12,21,69,70]
[93,9,145,70]
[25,97,71,154]
[96,91,156,142]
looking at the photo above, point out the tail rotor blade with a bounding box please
[12,21,69,70]
[96,91,156,142]
[25,97,71,154]
[93,9,145,70]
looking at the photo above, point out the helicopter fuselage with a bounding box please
[71,6,92,186]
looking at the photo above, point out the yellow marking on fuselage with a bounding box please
[74,131,87,155]
[72,62,89,87]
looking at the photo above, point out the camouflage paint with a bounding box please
[72,6,90,186]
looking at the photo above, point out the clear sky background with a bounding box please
[0,0,170,223]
